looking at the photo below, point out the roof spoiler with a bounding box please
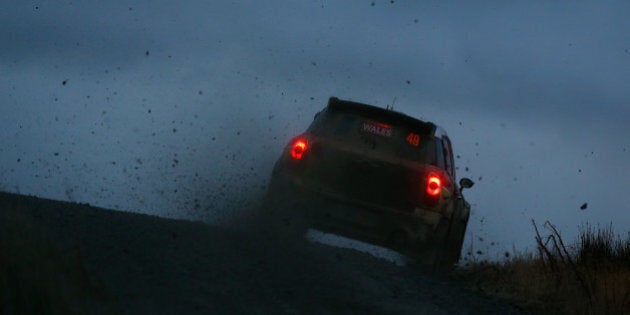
[327,97,436,136]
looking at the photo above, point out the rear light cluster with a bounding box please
[290,137,308,160]
[426,174,442,196]
[424,167,449,202]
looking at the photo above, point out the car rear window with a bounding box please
[308,111,441,166]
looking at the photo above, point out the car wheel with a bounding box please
[436,207,469,269]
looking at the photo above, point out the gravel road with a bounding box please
[5,192,529,314]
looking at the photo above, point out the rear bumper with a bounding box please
[266,171,449,256]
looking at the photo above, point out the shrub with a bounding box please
[458,220,630,314]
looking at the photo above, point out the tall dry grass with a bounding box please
[0,197,118,314]
[457,220,630,314]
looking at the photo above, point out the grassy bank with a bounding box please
[0,197,117,314]
[456,220,630,314]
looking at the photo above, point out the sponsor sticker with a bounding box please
[406,132,421,146]
[362,121,392,137]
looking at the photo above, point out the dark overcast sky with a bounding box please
[1,1,629,258]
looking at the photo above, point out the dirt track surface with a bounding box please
[4,192,528,314]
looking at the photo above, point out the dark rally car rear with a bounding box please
[265,97,465,263]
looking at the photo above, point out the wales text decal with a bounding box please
[362,121,392,137]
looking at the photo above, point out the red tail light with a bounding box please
[426,174,442,197]
[290,138,308,160]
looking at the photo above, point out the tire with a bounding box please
[436,205,469,269]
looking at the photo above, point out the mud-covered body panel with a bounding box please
[266,170,450,258]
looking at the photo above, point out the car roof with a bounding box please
[326,97,442,137]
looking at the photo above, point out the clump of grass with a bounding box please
[457,220,630,314]
[576,223,630,269]
[0,198,117,314]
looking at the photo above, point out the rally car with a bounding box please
[262,97,474,268]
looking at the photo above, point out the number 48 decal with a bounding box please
[406,133,420,146]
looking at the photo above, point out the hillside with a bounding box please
[0,191,527,314]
